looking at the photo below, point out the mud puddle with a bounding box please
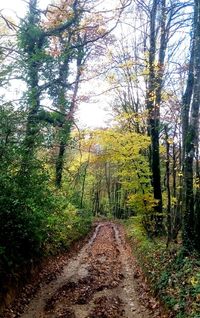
[3,222,164,318]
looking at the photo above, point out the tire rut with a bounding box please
[9,222,160,318]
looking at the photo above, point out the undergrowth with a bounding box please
[124,217,200,318]
[0,172,92,308]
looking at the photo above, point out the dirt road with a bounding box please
[4,222,164,318]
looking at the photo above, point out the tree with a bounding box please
[104,0,193,236]
[69,121,155,222]
[182,0,200,251]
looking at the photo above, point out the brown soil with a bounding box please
[2,222,167,318]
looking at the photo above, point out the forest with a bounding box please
[0,0,200,317]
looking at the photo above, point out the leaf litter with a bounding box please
[2,222,167,318]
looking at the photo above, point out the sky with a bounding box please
[0,0,113,128]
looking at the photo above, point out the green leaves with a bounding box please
[125,217,200,318]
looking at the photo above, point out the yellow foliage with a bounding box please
[119,60,135,69]
[107,73,116,83]
[167,138,174,145]
[66,113,153,217]
[142,68,150,76]
[190,276,199,287]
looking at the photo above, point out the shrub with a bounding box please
[124,217,200,318]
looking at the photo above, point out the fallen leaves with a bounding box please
[88,296,125,318]
[2,222,167,318]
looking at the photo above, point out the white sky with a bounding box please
[0,0,113,128]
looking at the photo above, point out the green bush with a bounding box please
[0,169,51,275]
[45,203,92,253]
[0,160,92,285]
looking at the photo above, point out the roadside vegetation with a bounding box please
[125,217,200,318]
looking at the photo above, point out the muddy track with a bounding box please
[3,222,164,318]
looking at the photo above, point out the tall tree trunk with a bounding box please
[171,141,181,241]
[55,122,71,188]
[179,39,194,244]
[183,0,200,250]
[55,139,68,188]
[20,0,42,179]
[146,0,166,235]
[93,184,100,216]
[80,147,91,208]
[105,162,112,213]
[165,126,172,246]
[194,144,200,250]
[182,43,194,164]
[55,47,83,188]
[192,0,200,251]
